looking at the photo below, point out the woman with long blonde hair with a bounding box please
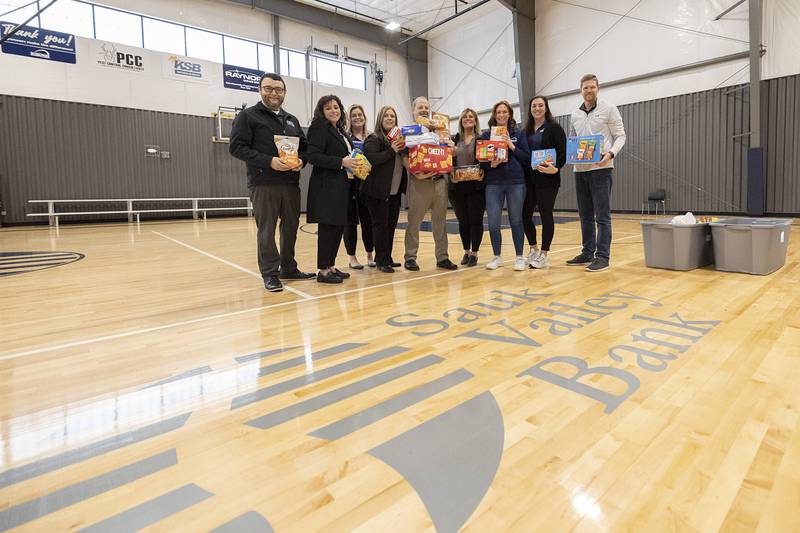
[343,104,375,269]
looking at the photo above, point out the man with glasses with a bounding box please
[230,73,315,292]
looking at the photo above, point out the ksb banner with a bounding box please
[92,41,146,73]
[163,54,211,83]
[0,21,76,64]
[223,64,263,92]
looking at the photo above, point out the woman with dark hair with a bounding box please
[449,108,485,267]
[343,104,375,270]
[480,100,530,271]
[305,95,360,284]
[361,105,407,272]
[523,95,567,269]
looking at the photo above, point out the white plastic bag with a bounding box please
[671,212,696,225]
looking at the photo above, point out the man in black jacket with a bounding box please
[229,73,315,292]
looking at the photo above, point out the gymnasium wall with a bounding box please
[2,73,799,225]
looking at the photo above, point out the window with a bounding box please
[223,36,257,69]
[186,27,222,63]
[143,17,185,55]
[93,5,142,47]
[342,63,367,91]
[40,0,93,37]
[0,0,39,27]
[280,48,307,79]
[258,43,274,73]
[313,56,342,86]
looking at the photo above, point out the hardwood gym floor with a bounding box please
[1,213,798,532]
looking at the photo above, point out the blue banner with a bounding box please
[223,64,263,92]
[0,21,76,64]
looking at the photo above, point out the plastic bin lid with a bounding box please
[709,218,792,227]
[640,219,708,227]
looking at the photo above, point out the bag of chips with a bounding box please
[346,150,371,180]
[430,112,450,131]
[453,165,483,182]
[476,140,508,162]
[274,135,301,168]
[409,144,453,175]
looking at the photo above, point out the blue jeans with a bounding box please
[485,183,526,256]
[575,168,613,260]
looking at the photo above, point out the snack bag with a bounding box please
[475,140,508,162]
[346,150,372,180]
[531,148,556,168]
[274,135,301,168]
[453,165,483,182]
[415,115,431,129]
[409,144,453,175]
[404,132,442,148]
[430,112,450,131]
[490,126,508,140]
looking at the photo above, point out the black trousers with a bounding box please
[250,183,300,278]
[343,191,374,255]
[449,187,486,252]
[387,193,401,263]
[317,223,345,270]
[362,195,395,267]
[522,183,559,251]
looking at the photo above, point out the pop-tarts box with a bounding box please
[401,125,425,136]
[531,148,556,168]
[567,134,603,164]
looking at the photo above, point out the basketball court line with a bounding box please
[0,234,641,362]
[151,231,314,300]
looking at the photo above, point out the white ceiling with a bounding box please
[291,0,492,36]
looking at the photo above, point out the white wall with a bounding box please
[427,0,800,120]
[0,0,411,126]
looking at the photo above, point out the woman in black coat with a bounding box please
[449,108,485,267]
[305,95,360,284]
[522,95,567,269]
[362,105,407,273]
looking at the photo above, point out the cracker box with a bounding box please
[386,126,402,142]
[409,144,453,175]
[401,125,425,136]
[567,134,603,164]
[453,165,483,182]
[531,148,556,168]
[475,140,508,163]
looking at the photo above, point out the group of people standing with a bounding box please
[230,72,625,292]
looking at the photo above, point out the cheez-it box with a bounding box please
[409,144,453,175]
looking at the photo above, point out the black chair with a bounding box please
[642,188,666,215]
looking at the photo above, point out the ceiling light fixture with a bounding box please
[385,21,400,31]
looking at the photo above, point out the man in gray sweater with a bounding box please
[566,74,626,272]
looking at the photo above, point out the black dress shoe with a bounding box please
[390,261,401,268]
[379,265,395,273]
[316,271,343,284]
[436,259,458,270]
[332,268,351,279]
[460,253,470,266]
[467,255,478,267]
[280,270,316,280]
[264,276,283,292]
[404,259,420,271]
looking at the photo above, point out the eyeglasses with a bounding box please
[260,86,285,94]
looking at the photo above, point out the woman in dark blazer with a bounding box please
[362,105,407,273]
[522,95,567,269]
[305,95,360,284]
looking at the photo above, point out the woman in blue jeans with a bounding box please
[480,100,531,271]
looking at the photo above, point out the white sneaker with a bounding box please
[486,256,503,270]
[530,253,550,269]
[526,249,540,265]
[514,256,526,271]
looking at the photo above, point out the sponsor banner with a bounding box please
[91,41,146,73]
[223,64,263,92]
[163,54,211,83]
[0,21,76,64]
